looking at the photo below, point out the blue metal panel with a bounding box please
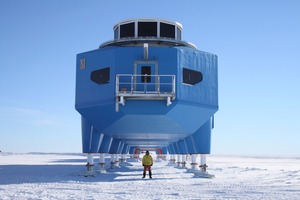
[109,139,121,154]
[162,147,168,154]
[103,114,188,136]
[169,144,175,154]
[129,146,136,154]
[81,117,101,153]
[167,145,173,154]
[192,118,212,154]
[98,135,112,153]
[167,102,216,134]
[121,144,128,154]
[125,145,130,154]
[76,48,117,107]
[177,139,188,154]
[76,34,218,154]
[185,135,196,154]
[118,142,124,154]
[177,47,218,106]
[173,142,179,154]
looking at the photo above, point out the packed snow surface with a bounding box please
[0,153,299,199]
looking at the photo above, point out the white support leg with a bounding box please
[169,154,172,163]
[192,154,197,164]
[162,154,167,161]
[172,154,176,164]
[191,154,198,170]
[120,154,126,164]
[193,154,214,178]
[181,154,187,168]
[200,154,207,172]
[176,154,181,168]
[114,154,120,167]
[99,153,106,172]
[80,153,96,177]
[87,153,94,171]
[169,154,176,164]
[187,154,198,173]
[110,154,115,169]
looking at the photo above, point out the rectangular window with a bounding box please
[160,23,175,39]
[141,66,151,83]
[120,22,134,38]
[138,22,157,37]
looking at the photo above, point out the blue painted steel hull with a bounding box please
[76,45,218,154]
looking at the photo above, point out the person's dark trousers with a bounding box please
[143,165,152,178]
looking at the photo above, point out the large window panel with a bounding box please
[120,22,134,38]
[138,22,157,37]
[160,22,175,39]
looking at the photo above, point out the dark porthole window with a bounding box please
[183,68,203,85]
[120,22,134,38]
[91,67,110,85]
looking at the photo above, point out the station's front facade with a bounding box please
[75,18,218,175]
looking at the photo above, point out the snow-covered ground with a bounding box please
[0,153,299,199]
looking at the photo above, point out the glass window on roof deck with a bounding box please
[138,22,157,37]
[114,26,119,39]
[177,27,181,40]
[160,23,175,39]
[120,22,135,38]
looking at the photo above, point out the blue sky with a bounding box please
[1,0,299,155]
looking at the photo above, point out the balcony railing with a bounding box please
[115,74,176,111]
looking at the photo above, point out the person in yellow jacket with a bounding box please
[142,150,153,178]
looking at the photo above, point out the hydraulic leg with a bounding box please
[120,154,126,164]
[193,154,214,178]
[99,153,106,171]
[176,154,181,168]
[181,154,187,168]
[86,153,94,171]
[80,153,96,177]
[200,154,207,172]
[110,154,115,169]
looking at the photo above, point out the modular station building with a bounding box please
[75,18,218,175]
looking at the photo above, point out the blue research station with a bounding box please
[75,18,218,174]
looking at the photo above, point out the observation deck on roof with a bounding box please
[100,18,196,49]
